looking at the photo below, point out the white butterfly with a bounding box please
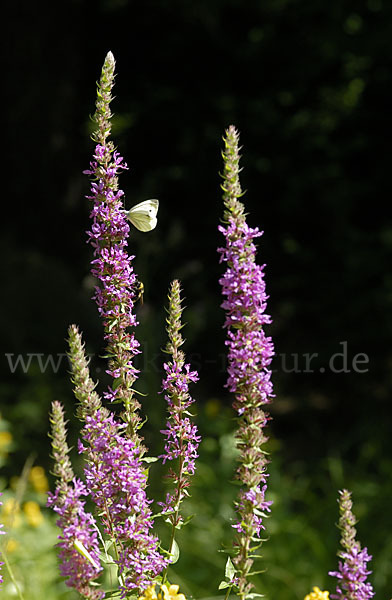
[126,199,159,232]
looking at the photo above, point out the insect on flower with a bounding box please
[127,199,159,232]
[134,280,145,305]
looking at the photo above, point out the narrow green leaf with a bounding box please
[73,539,99,570]
[181,513,194,527]
[218,581,230,590]
[247,569,266,577]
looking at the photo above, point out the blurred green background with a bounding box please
[1,0,392,598]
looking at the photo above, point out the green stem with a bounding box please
[102,490,126,589]
[163,522,177,584]
[1,546,25,600]
[161,449,185,585]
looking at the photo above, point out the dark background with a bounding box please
[2,0,392,597]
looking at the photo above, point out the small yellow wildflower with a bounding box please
[304,586,330,600]
[23,501,44,527]
[139,585,158,600]
[139,584,186,600]
[29,465,49,493]
[159,584,186,600]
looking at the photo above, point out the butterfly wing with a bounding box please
[127,199,159,232]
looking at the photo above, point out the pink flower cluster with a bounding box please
[159,360,201,516]
[218,220,274,405]
[47,479,104,600]
[80,409,168,596]
[85,144,141,396]
[329,546,374,600]
[218,217,274,537]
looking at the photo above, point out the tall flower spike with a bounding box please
[218,126,274,598]
[159,280,201,570]
[47,401,103,600]
[84,51,142,443]
[329,489,374,600]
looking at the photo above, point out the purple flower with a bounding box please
[158,280,201,529]
[160,361,200,478]
[47,479,104,600]
[329,489,374,600]
[85,147,141,384]
[48,401,103,599]
[232,486,273,538]
[218,220,274,403]
[85,149,141,379]
[218,126,274,596]
[329,547,374,600]
[80,409,168,596]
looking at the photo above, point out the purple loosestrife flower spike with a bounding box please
[218,126,274,598]
[158,280,201,574]
[79,410,169,597]
[84,51,142,443]
[329,489,374,600]
[47,401,103,600]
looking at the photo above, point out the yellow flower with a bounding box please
[159,584,186,600]
[29,466,49,493]
[139,585,158,600]
[139,584,186,600]
[304,586,330,600]
[23,501,44,527]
